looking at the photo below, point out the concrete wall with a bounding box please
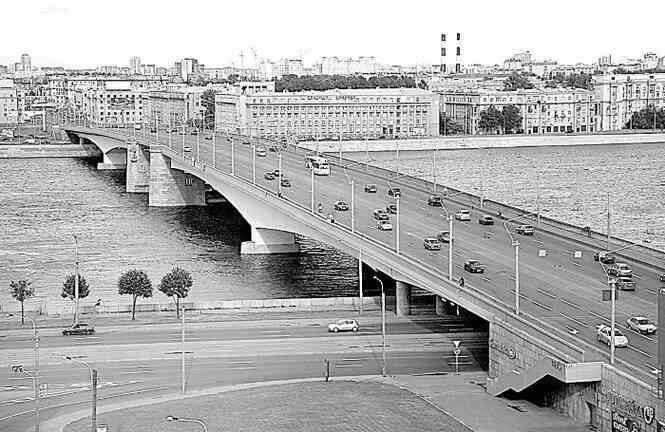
[0,144,101,158]
[126,142,150,193]
[148,149,206,206]
[97,147,127,170]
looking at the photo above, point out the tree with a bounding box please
[201,89,215,129]
[61,274,90,300]
[503,72,534,91]
[501,105,523,134]
[159,267,193,318]
[9,280,34,324]
[439,113,464,135]
[478,105,504,133]
[624,105,665,130]
[118,270,153,320]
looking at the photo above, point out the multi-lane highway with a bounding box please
[119,125,665,380]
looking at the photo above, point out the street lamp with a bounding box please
[372,275,387,377]
[63,356,97,432]
[73,235,80,326]
[166,416,208,432]
[7,313,40,432]
[395,195,401,254]
[175,293,186,394]
[440,205,455,282]
[503,216,525,315]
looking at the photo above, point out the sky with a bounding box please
[1,0,664,69]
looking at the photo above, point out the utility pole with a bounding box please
[73,235,80,326]
[350,180,355,233]
[606,192,611,251]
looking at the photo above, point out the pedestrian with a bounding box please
[459,277,465,287]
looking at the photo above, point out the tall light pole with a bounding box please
[395,195,400,254]
[606,192,611,251]
[73,235,80,326]
[503,216,523,315]
[166,416,208,432]
[231,137,235,176]
[310,167,315,213]
[372,275,387,377]
[609,278,616,365]
[277,154,283,196]
[212,123,216,168]
[63,356,97,432]
[432,146,437,194]
[7,314,40,432]
[175,294,186,394]
[350,180,355,233]
[252,143,256,184]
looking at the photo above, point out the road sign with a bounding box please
[574,250,582,258]
[10,365,24,375]
[96,425,108,432]
[538,249,547,257]
[39,383,48,397]
[453,348,461,356]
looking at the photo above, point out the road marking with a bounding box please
[261,330,283,333]
[528,299,553,311]
[588,310,608,321]
[559,298,584,311]
[229,366,257,370]
[537,288,556,299]
[624,328,655,342]
[570,261,583,267]
[633,274,641,279]
[559,312,587,327]
[481,277,490,282]
[628,345,654,358]
[335,363,363,368]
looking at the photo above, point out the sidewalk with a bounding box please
[48,373,590,432]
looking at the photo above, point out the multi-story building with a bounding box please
[318,56,378,75]
[593,73,665,131]
[130,56,142,75]
[144,85,209,128]
[215,88,440,140]
[439,87,595,135]
[20,54,31,72]
[81,80,146,126]
[0,79,21,126]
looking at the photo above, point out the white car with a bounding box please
[626,316,657,335]
[377,220,393,231]
[256,147,267,157]
[454,209,471,221]
[596,324,628,348]
[328,319,359,333]
[183,145,192,152]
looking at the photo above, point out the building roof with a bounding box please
[251,87,434,97]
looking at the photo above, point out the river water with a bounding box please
[1,142,663,306]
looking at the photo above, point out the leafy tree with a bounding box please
[118,269,153,320]
[439,113,464,135]
[503,72,534,91]
[159,267,193,318]
[478,105,504,133]
[201,89,216,129]
[501,105,523,134]
[62,274,90,300]
[545,72,593,90]
[624,105,665,130]
[274,74,416,92]
[9,280,34,324]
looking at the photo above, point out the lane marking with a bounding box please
[559,312,587,327]
[559,299,584,311]
[588,310,608,321]
[537,288,556,299]
[628,345,654,358]
[528,299,553,311]
[570,261,583,267]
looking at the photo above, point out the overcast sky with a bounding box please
[1,0,663,69]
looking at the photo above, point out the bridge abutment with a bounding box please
[126,141,150,193]
[240,227,299,254]
[396,281,411,317]
[148,149,206,207]
[97,148,127,170]
[435,296,445,315]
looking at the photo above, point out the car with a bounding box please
[204,135,213,140]
[596,324,628,348]
[455,209,471,221]
[388,187,401,198]
[242,139,251,145]
[334,201,349,211]
[427,195,443,206]
[256,148,267,157]
[464,259,485,273]
[170,127,179,133]
[423,237,442,250]
[478,215,494,225]
[386,203,397,214]
[626,316,657,335]
[614,276,636,291]
[594,251,616,264]
[178,129,186,135]
[264,172,276,180]
[436,231,451,243]
[150,127,157,133]
[516,225,535,235]
[24,138,36,144]
[608,263,632,278]
[328,319,359,333]
[183,145,192,152]
[377,220,393,231]
[273,169,282,177]
[661,273,665,283]
[364,184,377,193]
[280,178,291,187]
[62,323,95,336]
[134,123,142,130]
[373,209,389,221]
[190,129,199,135]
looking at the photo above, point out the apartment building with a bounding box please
[0,79,21,125]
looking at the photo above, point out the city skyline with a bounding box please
[1,0,664,69]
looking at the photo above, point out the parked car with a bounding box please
[614,276,636,291]
[24,138,36,144]
[264,172,276,180]
[386,203,397,214]
[594,251,616,264]
[373,209,389,221]
[455,209,471,221]
[436,231,451,243]
[423,237,442,251]
[608,263,632,278]
[364,184,377,193]
[596,324,628,348]
[478,215,494,225]
[377,220,393,231]
[427,195,443,206]
[464,259,485,273]
[334,201,349,211]
[134,123,142,130]
[62,323,95,336]
[388,187,401,198]
[328,319,359,333]
[170,127,179,133]
[516,225,535,235]
[626,316,657,335]
[280,178,292,187]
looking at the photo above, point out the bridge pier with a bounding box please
[97,148,127,170]
[126,141,150,193]
[148,149,206,207]
[240,227,299,254]
[435,296,445,316]
[396,281,411,317]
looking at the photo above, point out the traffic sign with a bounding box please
[10,365,24,376]
[453,348,461,356]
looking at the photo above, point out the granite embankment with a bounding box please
[0,143,102,158]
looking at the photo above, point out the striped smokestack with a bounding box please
[440,33,447,73]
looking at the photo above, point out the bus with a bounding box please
[305,155,330,176]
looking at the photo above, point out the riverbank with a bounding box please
[301,131,665,152]
[0,143,101,158]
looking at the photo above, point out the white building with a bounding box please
[0,79,21,125]
[129,56,142,75]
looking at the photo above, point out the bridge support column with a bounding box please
[435,296,445,316]
[396,281,411,317]
[126,142,150,193]
[240,227,299,254]
[97,149,127,170]
[148,149,206,207]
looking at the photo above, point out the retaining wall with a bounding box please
[0,143,102,158]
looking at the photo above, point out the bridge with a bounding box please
[61,121,665,429]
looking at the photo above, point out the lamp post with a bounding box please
[277,154,283,197]
[212,123,216,168]
[73,235,80,326]
[166,416,208,432]
[175,294,186,394]
[441,206,455,281]
[231,137,235,176]
[7,314,39,432]
[350,179,355,233]
[252,142,256,184]
[503,216,524,315]
[63,356,97,432]
[372,275,387,377]
[395,195,401,254]
[609,278,616,365]
[310,167,315,213]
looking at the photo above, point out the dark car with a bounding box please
[464,259,485,273]
[280,178,292,187]
[334,201,349,211]
[427,195,443,206]
[386,203,397,214]
[388,187,401,198]
[373,209,389,221]
[593,251,616,264]
[264,172,276,180]
[242,139,251,145]
[478,215,494,225]
[204,135,213,140]
[614,276,636,291]
[273,169,282,177]
[364,184,377,193]
[150,127,157,133]
[436,231,451,243]
[269,146,278,152]
[516,225,535,235]
[190,129,199,135]
[62,323,95,336]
